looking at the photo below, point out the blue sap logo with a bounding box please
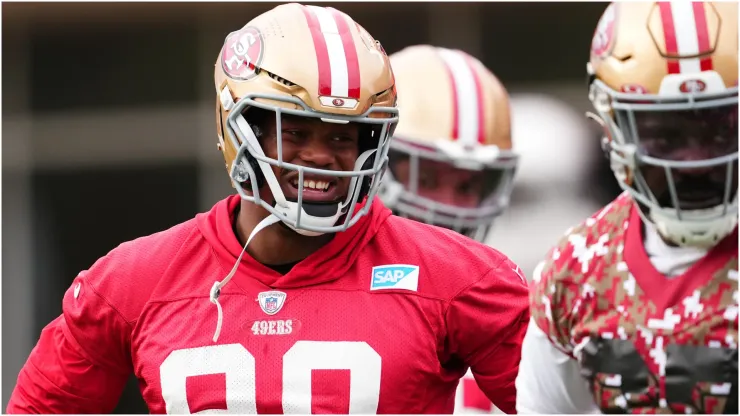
[370,264,420,291]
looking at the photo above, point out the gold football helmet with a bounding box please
[587,2,738,248]
[378,45,518,242]
[214,3,398,236]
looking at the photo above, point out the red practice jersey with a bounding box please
[8,195,529,414]
[530,192,738,413]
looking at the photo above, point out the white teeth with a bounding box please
[297,179,331,191]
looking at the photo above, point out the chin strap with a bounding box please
[209,214,282,343]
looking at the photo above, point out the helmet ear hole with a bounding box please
[248,154,265,188]
[236,108,271,189]
[229,156,263,191]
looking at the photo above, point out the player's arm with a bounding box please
[514,259,600,414]
[446,256,530,415]
[515,319,599,414]
[7,272,132,414]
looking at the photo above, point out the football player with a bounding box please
[378,46,518,414]
[516,2,738,413]
[7,4,529,414]
[379,45,518,244]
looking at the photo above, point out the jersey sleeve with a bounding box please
[529,243,582,355]
[7,270,133,414]
[515,234,599,414]
[446,255,530,415]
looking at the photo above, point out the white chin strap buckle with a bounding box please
[274,200,347,237]
[651,206,738,249]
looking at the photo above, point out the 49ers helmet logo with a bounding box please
[591,3,617,58]
[679,79,707,93]
[221,26,264,80]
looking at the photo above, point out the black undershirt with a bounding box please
[264,261,299,275]
[232,203,299,275]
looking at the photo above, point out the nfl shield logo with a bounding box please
[258,291,287,315]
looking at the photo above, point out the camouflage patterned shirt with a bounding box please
[531,192,738,414]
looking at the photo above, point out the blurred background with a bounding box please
[2,1,622,412]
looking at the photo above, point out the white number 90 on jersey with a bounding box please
[159,341,381,414]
